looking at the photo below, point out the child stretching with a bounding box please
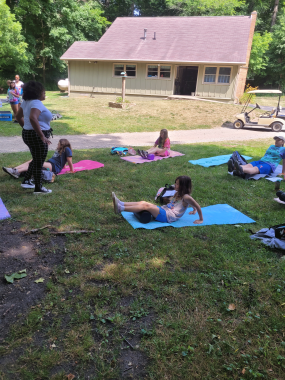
[112,175,203,224]
[2,139,74,180]
[138,129,171,158]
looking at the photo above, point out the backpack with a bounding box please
[155,184,175,205]
[111,147,128,155]
[231,151,248,166]
[270,223,285,240]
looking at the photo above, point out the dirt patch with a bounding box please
[0,220,66,341]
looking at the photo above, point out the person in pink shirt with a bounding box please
[138,129,171,158]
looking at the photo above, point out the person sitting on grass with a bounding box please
[228,136,285,178]
[2,139,74,179]
[138,128,171,159]
[112,175,203,224]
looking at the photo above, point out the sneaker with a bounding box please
[137,149,143,157]
[234,160,245,178]
[21,179,35,189]
[112,192,120,214]
[141,150,148,159]
[2,167,19,179]
[34,187,52,194]
[227,158,234,172]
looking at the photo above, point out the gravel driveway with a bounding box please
[0,126,284,153]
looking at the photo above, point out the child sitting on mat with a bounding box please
[138,129,171,158]
[112,175,203,224]
[2,139,74,179]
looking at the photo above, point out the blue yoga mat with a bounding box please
[0,198,11,220]
[189,154,252,167]
[121,204,255,230]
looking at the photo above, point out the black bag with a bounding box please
[156,184,175,205]
[270,223,285,239]
[134,211,153,224]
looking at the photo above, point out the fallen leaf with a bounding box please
[18,269,26,273]
[228,303,236,311]
[66,374,75,380]
[128,362,132,366]
[65,269,70,274]
[5,271,27,283]
[35,278,45,283]
[51,343,56,348]
[242,368,246,374]
[61,298,65,302]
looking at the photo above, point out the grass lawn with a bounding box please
[0,140,285,379]
[0,92,251,137]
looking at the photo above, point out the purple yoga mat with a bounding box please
[0,198,11,220]
[120,150,184,164]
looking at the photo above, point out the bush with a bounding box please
[239,84,258,104]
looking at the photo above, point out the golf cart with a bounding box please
[233,90,285,132]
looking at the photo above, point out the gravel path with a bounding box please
[0,127,284,153]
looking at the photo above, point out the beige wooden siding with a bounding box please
[69,61,239,99]
[196,65,238,99]
[69,61,174,96]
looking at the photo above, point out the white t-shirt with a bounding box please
[21,99,52,131]
[13,80,24,93]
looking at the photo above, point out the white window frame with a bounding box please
[202,66,232,85]
[113,63,137,78]
[146,64,172,80]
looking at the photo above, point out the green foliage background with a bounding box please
[1,0,285,89]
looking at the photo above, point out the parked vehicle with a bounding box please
[233,90,285,132]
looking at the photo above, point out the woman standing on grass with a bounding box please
[112,175,203,224]
[16,81,53,194]
[7,81,20,123]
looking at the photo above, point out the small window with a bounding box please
[204,67,217,83]
[160,65,171,78]
[114,64,124,76]
[126,64,136,77]
[147,65,158,78]
[218,67,231,83]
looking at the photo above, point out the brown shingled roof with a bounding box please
[61,16,252,64]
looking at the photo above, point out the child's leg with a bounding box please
[113,193,160,218]
[14,160,32,172]
[147,147,160,154]
[242,164,259,175]
[42,162,53,171]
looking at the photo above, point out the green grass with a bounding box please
[0,141,285,379]
[0,92,242,137]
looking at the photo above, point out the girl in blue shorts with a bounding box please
[7,81,20,122]
[112,175,203,224]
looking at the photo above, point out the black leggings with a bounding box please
[22,129,51,190]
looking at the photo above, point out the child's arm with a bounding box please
[184,195,203,224]
[66,156,75,173]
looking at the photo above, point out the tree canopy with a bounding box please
[2,0,285,89]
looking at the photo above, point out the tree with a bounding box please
[10,0,109,84]
[165,0,244,16]
[248,31,272,78]
[0,0,28,76]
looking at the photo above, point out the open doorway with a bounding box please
[174,66,198,95]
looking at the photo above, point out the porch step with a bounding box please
[167,95,233,104]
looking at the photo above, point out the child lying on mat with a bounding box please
[138,129,171,159]
[2,139,74,179]
[228,136,285,178]
[112,175,203,224]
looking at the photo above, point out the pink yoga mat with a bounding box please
[0,198,11,220]
[58,160,104,175]
[120,151,184,164]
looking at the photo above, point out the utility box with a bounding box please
[0,111,13,121]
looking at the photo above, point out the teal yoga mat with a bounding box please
[189,154,252,167]
[121,204,255,230]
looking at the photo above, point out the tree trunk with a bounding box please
[271,0,280,30]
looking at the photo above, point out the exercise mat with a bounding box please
[58,160,104,175]
[189,154,252,167]
[0,198,11,220]
[121,150,184,164]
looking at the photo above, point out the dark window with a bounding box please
[114,64,124,76]
[204,67,217,83]
[126,64,136,77]
[218,67,231,83]
[147,65,158,77]
[160,65,171,78]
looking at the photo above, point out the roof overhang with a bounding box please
[61,58,246,65]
